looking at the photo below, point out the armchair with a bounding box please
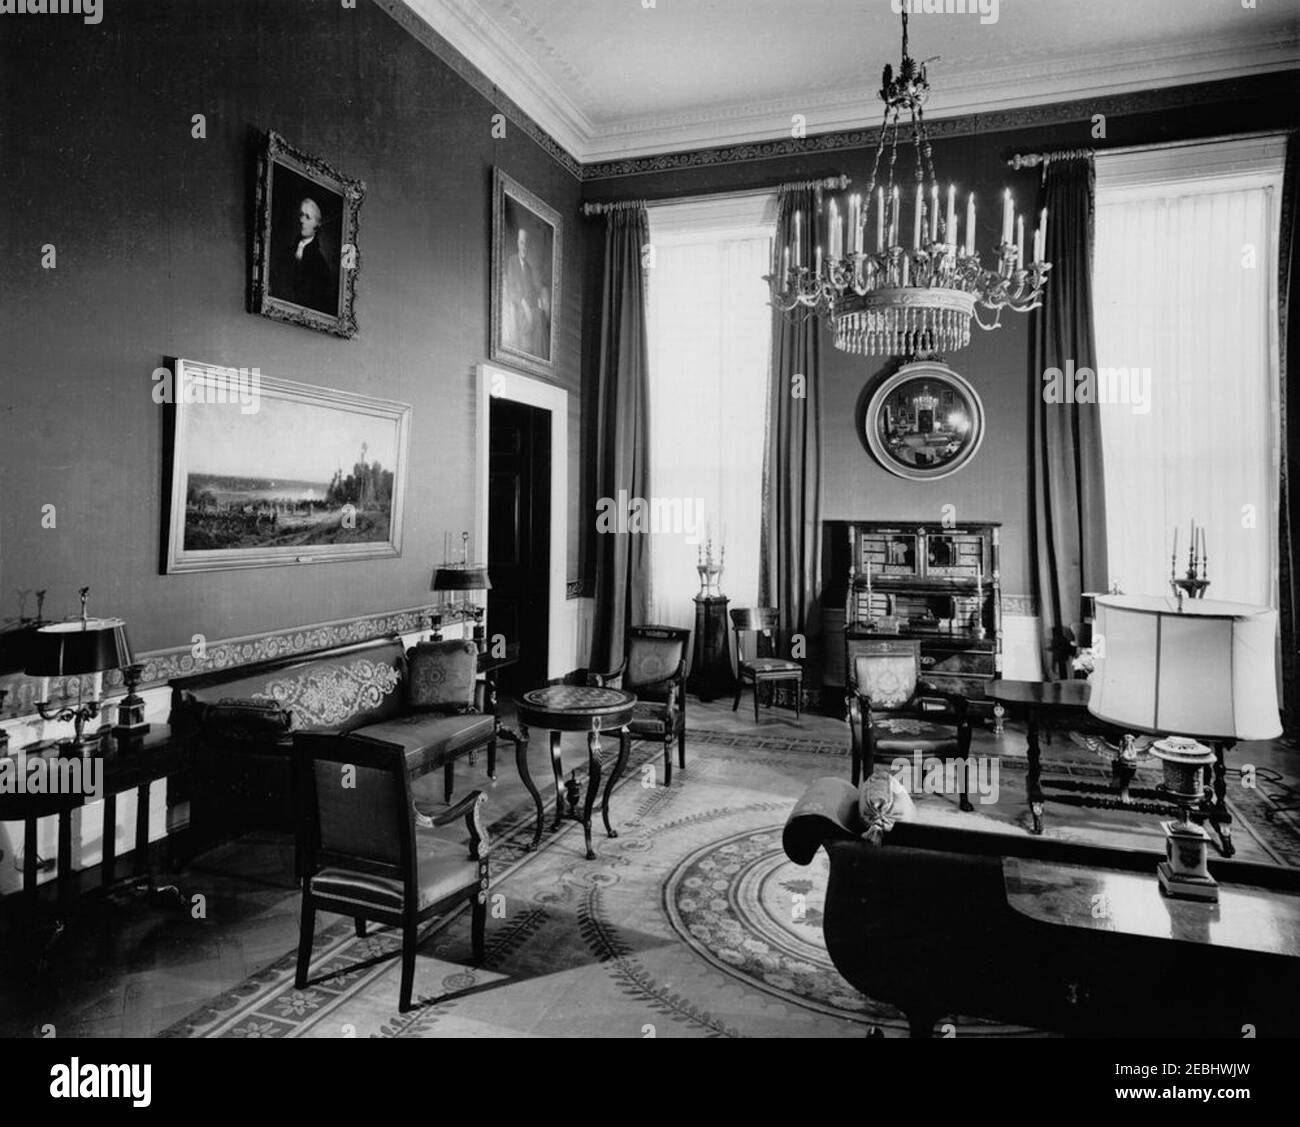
[589,625,690,786]
[846,640,974,811]
[294,732,490,1013]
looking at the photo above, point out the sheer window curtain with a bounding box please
[1094,146,1283,607]
[645,198,775,631]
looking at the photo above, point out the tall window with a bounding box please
[1094,137,1285,606]
[645,195,776,629]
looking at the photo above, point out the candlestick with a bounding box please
[851,193,863,253]
[946,184,956,244]
[889,187,899,247]
[965,193,976,256]
[913,183,923,250]
[38,676,49,704]
[1016,214,1024,268]
[930,184,939,243]
[1002,189,1013,244]
[876,188,885,253]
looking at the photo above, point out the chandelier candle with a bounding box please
[767,6,1049,357]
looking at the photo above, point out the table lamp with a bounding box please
[25,587,134,757]
[1088,595,1281,901]
[432,532,491,650]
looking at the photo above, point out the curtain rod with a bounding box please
[1008,129,1290,171]
[581,174,850,216]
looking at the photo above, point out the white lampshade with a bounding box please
[1088,595,1281,741]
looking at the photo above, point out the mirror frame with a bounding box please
[863,360,986,481]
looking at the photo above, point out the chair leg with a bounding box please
[471,893,486,963]
[444,759,455,803]
[354,917,367,938]
[663,733,673,788]
[732,677,743,712]
[793,678,802,720]
[295,897,316,990]
[487,737,497,780]
[399,918,418,1013]
[677,719,686,769]
[753,679,761,724]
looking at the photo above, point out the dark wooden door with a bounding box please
[487,398,551,696]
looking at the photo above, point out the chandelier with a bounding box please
[767,7,1050,357]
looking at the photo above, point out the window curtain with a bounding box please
[1030,157,1108,679]
[1094,179,1279,610]
[590,206,652,675]
[759,186,824,677]
[644,208,772,631]
[1278,135,1298,736]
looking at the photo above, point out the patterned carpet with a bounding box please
[160,729,1300,1038]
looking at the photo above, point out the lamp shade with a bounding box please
[432,566,491,592]
[1088,596,1280,741]
[25,618,133,677]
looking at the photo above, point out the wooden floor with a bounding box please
[1,692,1295,1038]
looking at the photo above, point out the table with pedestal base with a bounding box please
[986,678,1235,855]
[502,685,635,859]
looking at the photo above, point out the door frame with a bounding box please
[476,363,567,680]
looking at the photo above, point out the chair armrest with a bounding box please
[414,790,490,859]
[915,682,970,718]
[587,659,627,688]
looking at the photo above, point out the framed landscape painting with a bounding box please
[491,168,562,379]
[251,131,365,338]
[164,360,410,573]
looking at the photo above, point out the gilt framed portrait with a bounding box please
[164,359,410,573]
[491,168,562,378]
[864,361,985,481]
[252,131,365,338]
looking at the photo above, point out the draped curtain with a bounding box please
[644,205,773,631]
[1030,157,1109,679]
[1280,136,1299,736]
[1094,178,1279,609]
[590,206,652,674]
[760,185,823,671]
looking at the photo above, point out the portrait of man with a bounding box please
[492,171,561,376]
[268,163,343,317]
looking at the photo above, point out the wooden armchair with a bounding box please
[293,732,490,1013]
[846,640,974,811]
[589,625,690,786]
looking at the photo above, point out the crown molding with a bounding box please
[394,1,1298,168]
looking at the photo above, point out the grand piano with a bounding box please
[784,777,1300,1037]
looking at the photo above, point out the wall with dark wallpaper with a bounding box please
[578,75,1300,604]
[0,0,585,656]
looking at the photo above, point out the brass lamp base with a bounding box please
[1157,819,1219,902]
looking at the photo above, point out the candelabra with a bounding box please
[766,5,1049,358]
[1169,521,1209,608]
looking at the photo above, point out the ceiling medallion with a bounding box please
[768,6,1051,357]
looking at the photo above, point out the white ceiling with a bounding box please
[402,0,1300,163]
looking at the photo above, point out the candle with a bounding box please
[889,187,899,247]
[965,192,976,256]
[1171,526,1179,572]
[1016,214,1024,267]
[830,200,841,258]
[782,244,790,278]
[947,184,956,245]
[930,184,939,243]
[1032,225,1041,264]
[38,676,49,704]
[876,188,885,252]
[793,211,802,267]
[913,183,923,249]
[815,244,822,275]
[1002,189,1013,244]
[1188,520,1196,570]
[900,254,910,287]
[1039,207,1048,256]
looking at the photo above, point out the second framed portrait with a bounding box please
[491,168,562,379]
[252,131,366,338]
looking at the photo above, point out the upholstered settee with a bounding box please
[783,776,1300,1037]
[172,638,496,861]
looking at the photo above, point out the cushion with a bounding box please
[868,716,960,754]
[857,770,916,844]
[625,635,685,691]
[739,657,801,674]
[352,711,494,775]
[854,653,917,709]
[311,830,480,911]
[202,698,293,742]
[406,640,479,713]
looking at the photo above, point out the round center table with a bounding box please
[509,685,636,859]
